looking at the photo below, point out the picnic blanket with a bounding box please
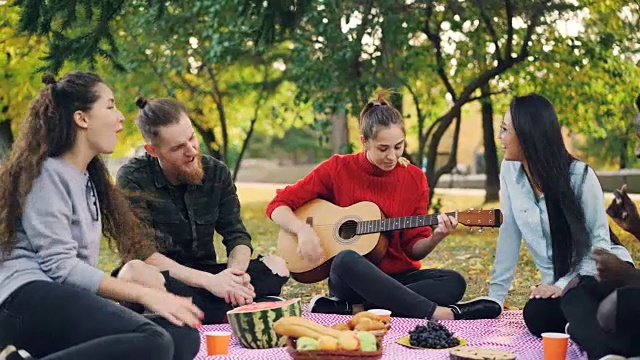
[193,310,587,360]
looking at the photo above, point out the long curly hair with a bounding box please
[0,71,156,262]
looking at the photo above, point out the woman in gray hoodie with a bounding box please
[0,72,202,360]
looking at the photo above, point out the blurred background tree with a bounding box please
[3,0,639,204]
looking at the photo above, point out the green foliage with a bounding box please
[7,0,640,173]
[14,0,133,72]
[0,3,50,156]
[239,0,313,46]
[270,126,334,164]
[506,0,640,168]
[430,197,444,214]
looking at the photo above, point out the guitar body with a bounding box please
[277,199,389,284]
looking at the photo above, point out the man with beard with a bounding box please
[113,97,290,325]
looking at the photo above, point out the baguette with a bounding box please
[449,347,516,360]
[274,316,345,340]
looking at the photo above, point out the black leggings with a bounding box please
[523,276,638,359]
[0,281,199,360]
[329,250,466,319]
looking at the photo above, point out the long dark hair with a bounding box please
[510,93,591,281]
[0,72,155,261]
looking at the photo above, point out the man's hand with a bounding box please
[530,284,563,299]
[203,268,256,306]
[228,272,254,306]
[593,248,636,287]
[606,184,640,237]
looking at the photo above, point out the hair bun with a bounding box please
[373,89,391,105]
[41,73,57,86]
[135,96,148,109]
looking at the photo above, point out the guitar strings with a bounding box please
[303,211,472,229]
[306,216,453,229]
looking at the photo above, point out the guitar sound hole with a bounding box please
[338,220,358,240]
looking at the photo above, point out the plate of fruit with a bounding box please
[396,321,467,349]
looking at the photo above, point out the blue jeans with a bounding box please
[0,280,199,360]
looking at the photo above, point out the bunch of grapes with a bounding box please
[408,321,460,349]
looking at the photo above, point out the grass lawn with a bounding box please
[98,185,640,310]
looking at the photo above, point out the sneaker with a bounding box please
[0,346,33,360]
[448,296,502,320]
[0,346,16,360]
[254,296,285,303]
[599,356,627,360]
[308,295,352,315]
[15,350,33,360]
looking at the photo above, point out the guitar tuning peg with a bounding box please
[478,227,485,233]
[469,227,474,233]
[491,228,494,233]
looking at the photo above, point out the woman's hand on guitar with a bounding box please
[432,214,458,242]
[296,224,326,265]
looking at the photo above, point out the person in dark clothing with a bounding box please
[582,176,640,359]
[114,96,289,325]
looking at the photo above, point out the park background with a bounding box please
[2,0,640,309]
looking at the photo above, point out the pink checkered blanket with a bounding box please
[193,311,587,360]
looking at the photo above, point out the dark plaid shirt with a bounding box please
[116,153,252,265]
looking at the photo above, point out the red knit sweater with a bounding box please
[266,152,432,275]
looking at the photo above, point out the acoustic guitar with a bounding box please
[277,199,503,284]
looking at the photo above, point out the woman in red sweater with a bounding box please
[266,92,502,320]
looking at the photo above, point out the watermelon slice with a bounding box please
[227,298,302,349]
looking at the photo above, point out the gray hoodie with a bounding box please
[0,157,105,306]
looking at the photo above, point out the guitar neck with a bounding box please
[356,211,457,235]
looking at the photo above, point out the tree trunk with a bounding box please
[232,115,259,181]
[330,107,349,154]
[424,108,461,202]
[620,137,628,169]
[191,116,222,160]
[481,83,499,203]
[0,120,14,161]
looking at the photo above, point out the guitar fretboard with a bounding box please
[356,211,457,235]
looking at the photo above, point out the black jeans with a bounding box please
[612,286,640,356]
[0,281,199,360]
[116,256,289,325]
[328,250,466,319]
[523,276,637,360]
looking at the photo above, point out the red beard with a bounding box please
[165,154,204,185]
